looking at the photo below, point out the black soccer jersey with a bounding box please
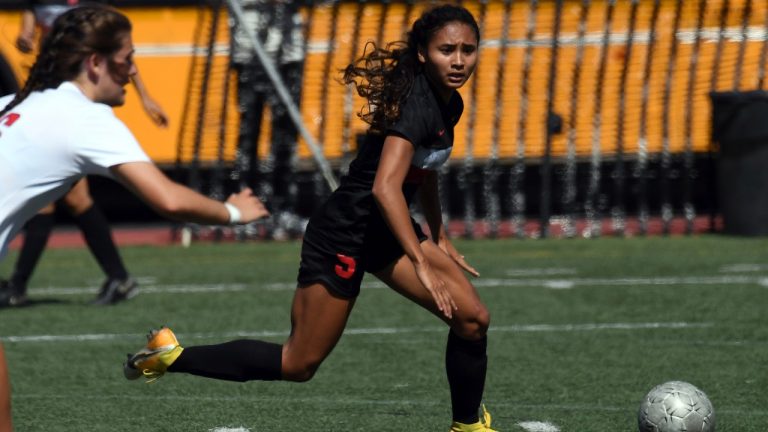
[345,72,464,199]
[297,73,464,298]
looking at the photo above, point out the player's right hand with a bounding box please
[226,188,270,223]
[414,260,457,320]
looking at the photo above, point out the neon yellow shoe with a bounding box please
[123,326,184,383]
[449,405,498,432]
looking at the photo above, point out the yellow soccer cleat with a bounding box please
[449,405,498,432]
[124,326,184,383]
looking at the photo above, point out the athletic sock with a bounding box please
[74,205,128,280]
[10,213,55,292]
[446,331,488,424]
[168,339,282,382]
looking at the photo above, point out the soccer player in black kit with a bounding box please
[125,5,497,431]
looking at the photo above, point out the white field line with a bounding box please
[30,274,768,296]
[518,421,560,432]
[719,264,768,273]
[0,321,712,343]
[474,275,768,289]
[505,268,578,277]
[209,428,250,432]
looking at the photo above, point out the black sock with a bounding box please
[446,331,488,424]
[11,213,55,292]
[168,339,282,382]
[74,206,128,280]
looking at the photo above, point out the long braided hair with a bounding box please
[341,4,479,134]
[0,5,131,117]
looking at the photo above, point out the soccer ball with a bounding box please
[637,381,716,432]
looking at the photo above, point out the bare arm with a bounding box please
[111,161,268,224]
[372,136,424,265]
[418,172,479,277]
[15,10,36,53]
[130,72,169,127]
[372,136,456,317]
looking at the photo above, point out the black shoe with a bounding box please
[0,279,28,308]
[91,277,139,305]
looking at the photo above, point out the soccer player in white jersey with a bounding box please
[0,4,268,264]
[0,7,270,424]
[6,0,170,307]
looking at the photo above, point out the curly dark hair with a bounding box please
[341,4,479,133]
[0,5,131,117]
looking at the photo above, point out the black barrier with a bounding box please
[711,90,768,236]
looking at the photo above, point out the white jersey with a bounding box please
[0,82,150,260]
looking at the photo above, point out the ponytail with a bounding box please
[0,5,131,117]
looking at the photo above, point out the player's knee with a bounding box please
[471,304,490,338]
[282,363,320,382]
[62,194,93,215]
[281,357,322,382]
[453,303,490,340]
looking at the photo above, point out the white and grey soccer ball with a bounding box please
[638,381,715,432]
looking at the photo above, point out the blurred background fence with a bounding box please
[1,0,759,239]
[178,0,768,238]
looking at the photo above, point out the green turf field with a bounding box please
[1,235,767,431]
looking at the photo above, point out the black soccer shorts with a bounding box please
[297,215,428,299]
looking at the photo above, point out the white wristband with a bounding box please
[224,202,241,224]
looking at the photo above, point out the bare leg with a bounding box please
[60,178,94,215]
[168,282,355,383]
[374,241,490,338]
[281,283,356,381]
[0,343,12,432]
[37,203,56,216]
[375,240,490,424]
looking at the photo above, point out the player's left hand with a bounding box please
[438,238,480,277]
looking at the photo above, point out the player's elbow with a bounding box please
[150,194,188,220]
[371,179,396,206]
